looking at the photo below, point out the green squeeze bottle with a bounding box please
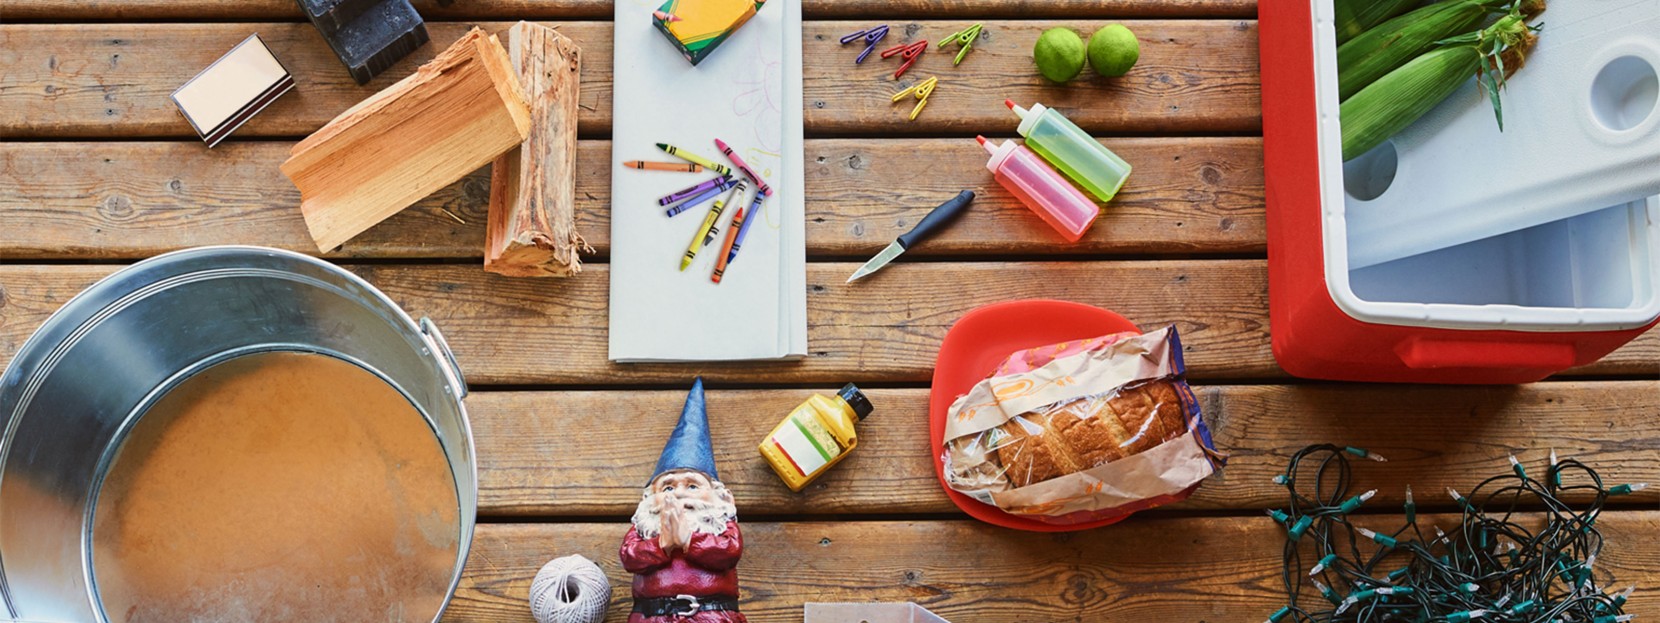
[1005,99,1133,202]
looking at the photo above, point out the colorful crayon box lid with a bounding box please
[653,0,767,65]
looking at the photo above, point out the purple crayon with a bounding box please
[665,184,727,217]
[713,138,773,197]
[658,175,735,206]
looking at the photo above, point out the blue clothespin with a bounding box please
[839,24,890,64]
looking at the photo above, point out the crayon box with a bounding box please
[652,0,767,66]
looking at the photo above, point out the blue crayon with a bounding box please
[665,184,727,217]
[725,191,767,264]
[658,175,735,206]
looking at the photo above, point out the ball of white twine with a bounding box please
[528,554,612,623]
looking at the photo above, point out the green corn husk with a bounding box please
[1340,13,1539,160]
[1342,45,1483,160]
[1337,0,1506,100]
[1333,0,1420,44]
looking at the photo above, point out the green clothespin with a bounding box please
[938,23,983,65]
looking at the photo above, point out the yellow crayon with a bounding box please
[657,143,733,176]
[682,179,747,271]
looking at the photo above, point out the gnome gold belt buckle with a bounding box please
[671,594,701,617]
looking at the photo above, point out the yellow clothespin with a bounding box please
[938,23,983,65]
[891,76,937,121]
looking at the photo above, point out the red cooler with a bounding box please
[1260,0,1660,384]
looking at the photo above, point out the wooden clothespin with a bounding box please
[839,24,890,64]
[891,76,937,121]
[879,40,928,79]
[938,23,983,65]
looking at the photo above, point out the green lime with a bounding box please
[1033,28,1086,83]
[1088,24,1140,77]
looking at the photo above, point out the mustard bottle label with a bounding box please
[766,412,842,479]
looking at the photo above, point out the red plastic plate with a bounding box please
[928,299,1141,532]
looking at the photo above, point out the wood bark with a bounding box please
[485,21,589,277]
[280,27,531,251]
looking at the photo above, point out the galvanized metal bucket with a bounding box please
[0,246,476,623]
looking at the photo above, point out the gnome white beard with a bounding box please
[631,482,737,543]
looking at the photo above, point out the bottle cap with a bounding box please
[1005,99,1048,137]
[837,383,874,420]
[976,135,1019,173]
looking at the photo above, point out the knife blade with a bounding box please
[848,190,975,283]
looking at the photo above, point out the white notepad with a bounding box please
[609,0,807,362]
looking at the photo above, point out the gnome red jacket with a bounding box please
[620,520,746,623]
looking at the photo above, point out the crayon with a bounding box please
[665,184,728,217]
[712,206,745,283]
[623,160,702,172]
[657,143,732,176]
[703,182,747,249]
[713,138,774,197]
[653,10,682,22]
[658,175,736,206]
[683,180,747,271]
[726,191,766,266]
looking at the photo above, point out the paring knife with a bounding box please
[847,190,975,283]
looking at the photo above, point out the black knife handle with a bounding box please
[896,190,975,250]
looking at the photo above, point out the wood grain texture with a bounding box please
[284,27,531,251]
[0,20,1259,138]
[3,0,1258,22]
[463,383,1660,517]
[0,138,1264,259]
[486,22,588,277]
[450,515,1660,622]
[1,264,1653,384]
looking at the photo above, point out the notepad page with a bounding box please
[609,0,805,362]
[779,0,807,357]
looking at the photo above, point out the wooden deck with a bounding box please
[2,2,1657,621]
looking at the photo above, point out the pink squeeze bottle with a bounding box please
[976,135,1100,241]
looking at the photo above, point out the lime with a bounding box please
[1088,24,1140,77]
[1033,28,1086,83]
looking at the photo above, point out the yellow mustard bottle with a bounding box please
[759,384,873,492]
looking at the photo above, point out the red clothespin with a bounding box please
[880,40,927,79]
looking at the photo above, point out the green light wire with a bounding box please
[1267,444,1642,623]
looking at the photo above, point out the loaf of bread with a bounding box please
[991,380,1186,487]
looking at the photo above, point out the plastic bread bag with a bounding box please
[942,326,1224,525]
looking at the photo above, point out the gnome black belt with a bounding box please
[632,595,739,617]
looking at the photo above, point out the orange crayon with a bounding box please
[712,206,745,283]
[623,160,702,172]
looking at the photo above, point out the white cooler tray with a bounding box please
[1342,0,1660,270]
[1312,0,1660,332]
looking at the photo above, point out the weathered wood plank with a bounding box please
[465,383,1660,517]
[0,261,1264,383]
[0,138,1263,259]
[1,264,1654,385]
[0,20,1260,138]
[0,22,611,139]
[450,515,1660,622]
[4,0,1258,23]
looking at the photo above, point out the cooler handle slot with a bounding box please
[1396,338,1577,371]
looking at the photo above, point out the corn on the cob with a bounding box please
[1338,0,1505,100]
[1342,45,1482,160]
[1340,13,1539,161]
[1333,0,1419,44]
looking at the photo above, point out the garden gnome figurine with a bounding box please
[621,378,746,623]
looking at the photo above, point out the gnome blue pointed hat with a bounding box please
[649,377,718,484]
